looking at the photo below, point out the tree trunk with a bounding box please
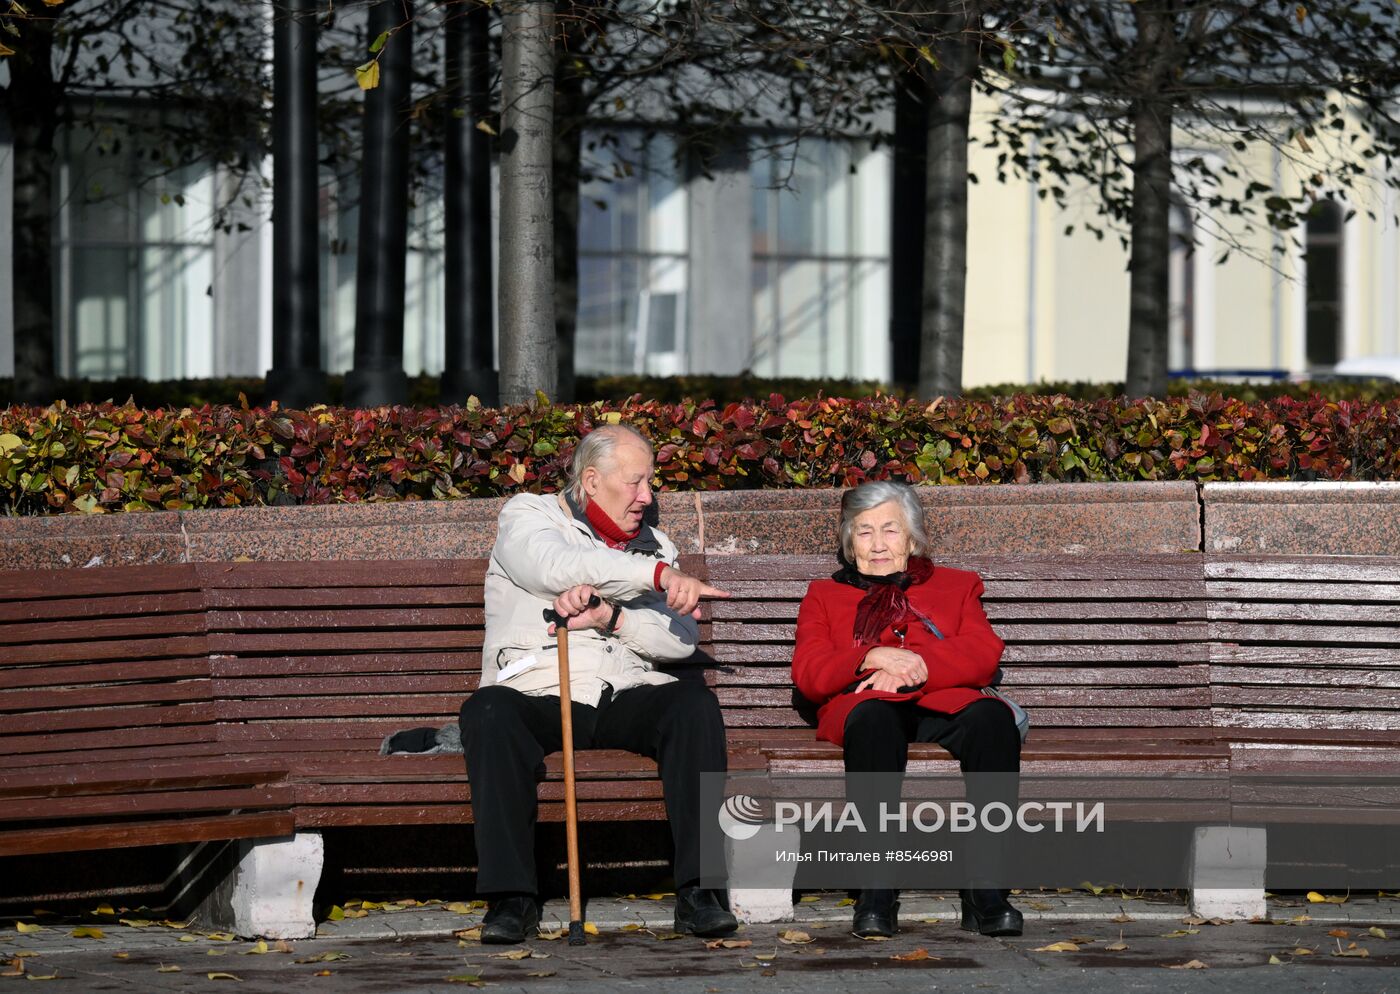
[497,0,556,406]
[919,5,977,400]
[7,20,59,402]
[1125,1,1175,399]
[552,67,584,404]
[890,66,928,393]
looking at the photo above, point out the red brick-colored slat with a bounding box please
[0,591,205,624]
[1212,666,1400,688]
[206,607,484,631]
[0,679,215,714]
[196,560,485,588]
[211,653,479,678]
[0,811,295,857]
[712,622,1212,644]
[0,657,210,691]
[1,701,216,736]
[0,758,288,798]
[0,612,207,646]
[209,632,482,654]
[212,674,472,698]
[4,784,291,821]
[2,635,211,666]
[2,723,213,757]
[208,586,484,609]
[0,565,198,601]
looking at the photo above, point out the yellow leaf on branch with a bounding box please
[355,60,380,91]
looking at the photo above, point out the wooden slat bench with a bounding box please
[0,566,294,859]
[4,547,1397,931]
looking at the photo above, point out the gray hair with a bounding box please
[566,423,653,501]
[838,481,930,563]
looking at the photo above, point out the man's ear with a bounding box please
[580,465,598,497]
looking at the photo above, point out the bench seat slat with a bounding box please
[0,812,296,857]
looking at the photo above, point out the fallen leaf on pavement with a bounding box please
[584,923,599,936]
[1110,913,1135,923]
[112,952,129,960]
[836,898,855,907]
[1068,936,1096,944]
[650,932,684,941]
[536,929,564,941]
[1104,941,1129,952]
[241,940,269,955]
[444,975,483,985]
[1290,947,1315,956]
[855,934,892,942]
[1181,915,1208,925]
[203,933,235,942]
[1327,929,1350,938]
[179,936,198,943]
[1369,927,1388,939]
[326,906,345,921]
[1026,902,1054,911]
[798,896,821,904]
[890,948,936,961]
[206,973,243,981]
[119,920,155,929]
[620,924,643,932]
[70,927,104,940]
[445,901,485,914]
[23,971,57,981]
[525,971,556,978]
[14,924,42,935]
[1033,942,1079,952]
[313,970,331,977]
[454,927,484,941]
[156,964,181,973]
[1332,941,1369,958]
[1166,959,1208,969]
[1268,954,1285,964]
[705,939,751,950]
[1161,929,1199,938]
[777,930,813,944]
[489,949,534,960]
[1306,891,1348,905]
[294,952,350,964]
[93,904,115,916]
[1,959,22,978]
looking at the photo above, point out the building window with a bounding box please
[1305,199,1344,368]
[576,131,688,376]
[1168,200,1195,373]
[750,139,889,380]
[57,124,216,380]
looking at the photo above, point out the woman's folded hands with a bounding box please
[854,645,928,694]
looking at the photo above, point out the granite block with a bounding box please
[1204,482,1400,555]
[698,482,1202,556]
[0,512,188,569]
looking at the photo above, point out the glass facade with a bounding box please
[750,139,890,379]
[576,132,688,376]
[58,125,216,380]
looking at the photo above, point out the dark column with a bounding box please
[440,0,498,406]
[346,0,413,408]
[266,0,327,408]
[889,67,927,393]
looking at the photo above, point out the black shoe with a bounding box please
[674,885,738,937]
[480,895,540,944]
[852,888,899,938]
[959,889,1023,937]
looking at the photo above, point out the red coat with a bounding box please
[792,565,1005,746]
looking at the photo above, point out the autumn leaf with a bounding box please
[354,60,380,91]
[489,949,534,960]
[0,42,15,59]
[241,940,269,955]
[1369,927,1388,939]
[891,948,936,961]
[15,923,43,934]
[1109,913,1135,923]
[856,934,892,942]
[1332,940,1369,958]
[24,971,58,981]
[111,953,129,961]
[295,951,350,964]
[1327,928,1350,938]
[835,898,855,907]
[156,964,182,973]
[70,927,104,939]
[1268,954,1285,965]
[525,970,556,978]
[445,975,484,985]
[1105,940,1129,952]
[1291,947,1315,956]
[454,927,483,941]
[583,922,599,935]
[327,905,346,921]
[92,904,115,916]
[206,973,243,981]
[203,932,235,942]
[1306,891,1348,904]
[1033,941,1079,952]
[1,960,22,978]
[776,930,813,944]
[1166,959,1209,969]
[705,939,752,950]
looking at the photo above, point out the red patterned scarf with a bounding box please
[835,555,935,645]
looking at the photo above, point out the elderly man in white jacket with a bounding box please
[460,423,737,944]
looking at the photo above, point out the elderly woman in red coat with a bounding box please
[792,480,1022,939]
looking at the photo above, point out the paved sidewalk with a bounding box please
[4,892,1400,992]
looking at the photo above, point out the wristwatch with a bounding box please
[607,602,623,634]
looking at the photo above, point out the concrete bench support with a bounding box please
[726,823,797,923]
[197,832,325,939]
[1188,825,1266,920]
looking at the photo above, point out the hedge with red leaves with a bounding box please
[2,393,1398,515]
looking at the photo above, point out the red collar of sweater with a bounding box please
[583,499,640,550]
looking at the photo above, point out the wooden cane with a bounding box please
[543,606,587,945]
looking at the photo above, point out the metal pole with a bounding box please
[267,0,327,407]
[441,1,499,406]
[346,0,414,408]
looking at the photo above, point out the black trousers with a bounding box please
[842,698,1021,888]
[459,680,728,896]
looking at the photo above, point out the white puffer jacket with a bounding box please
[480,493,699,706]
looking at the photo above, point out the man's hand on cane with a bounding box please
[546,586,613,634]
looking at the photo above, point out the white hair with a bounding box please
[566,423,653,501]
[838,480,929,563]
